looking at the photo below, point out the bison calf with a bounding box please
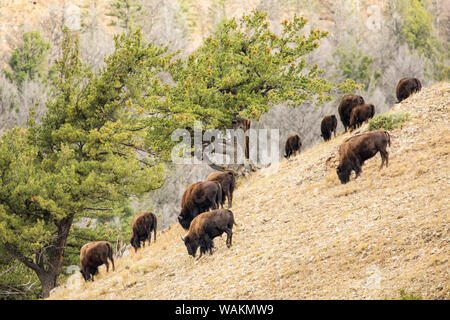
[338,94,365,132]
[178,181,222,230]
[349,104,375,130]
[130,212,157,252]
[337,130,391,184]
[80,241,115,281]
[320,115,337,141]
[206,171,236,208]
[182,209,236,259]
[396,77,422,102]
[284,134,302,158]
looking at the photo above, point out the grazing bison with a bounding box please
[284,134,302,158]
[206,171,236,208]
[80,241,115,281]
[396,77,422,102]
[337,130,391,184]
[182,209,236,259]
[178,181,223,230]
[130,212,157,252]
[338,94,365,132]
[320,115,338,141]
[349,104,375,130]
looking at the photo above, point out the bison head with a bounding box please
[80,269,90,281]
[355,96,364,106]
[178,212,192,230]
[130,235,140,252]
[182,235,198,258]
[336,165,351,184]
[80,266,97,281]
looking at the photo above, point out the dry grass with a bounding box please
[49,83,450,300]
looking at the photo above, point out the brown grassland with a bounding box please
[49,83,449,300]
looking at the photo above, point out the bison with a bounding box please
[336,130,391,184]
[130,212,157,252]
[320,115,338,141]
[206,171,236,208]
[349,104,375,131]
[80,241,115,281]
[182,209,236,259]
[396,77,422,102]
[338,94,365,132]
[284,134,302,158]
[178,181,223,230]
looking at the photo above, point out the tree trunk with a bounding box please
[36,270,60,298]
[11,214,75,299]
[38,215,74,298]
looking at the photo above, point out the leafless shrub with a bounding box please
[0,76,48,132]
[139,0,187,52]
[79,25,114,72]
[0,73,18,114]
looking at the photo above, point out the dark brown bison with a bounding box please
[338,94,365,132]
[80,241,115,281]
[396,77,422,102]
[206,171,236,208]
[182,209,236,259]
[349,104,375,130]
[337,130,391,184]
[178,181,223,230]
[284,134,302,158]
[130,212,157,252]
[320,115,338,141]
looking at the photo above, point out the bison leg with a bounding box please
[354,163,362,179]
[110,257,115,272]
[198,242,208,260]
[224,228,233,248]
[207,240,214,255]
[379,149,389,169]
[227,191,232,208]
[197,237,210,259]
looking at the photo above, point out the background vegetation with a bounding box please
[0,0,448,299]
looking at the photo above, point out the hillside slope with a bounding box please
[49,83,449,300]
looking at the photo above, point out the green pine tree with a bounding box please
[4,31,50,87]
[0,28,169,298]
[143,10,358,157]
[106,0,143,36]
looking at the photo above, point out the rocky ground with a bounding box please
[49,82,449,300]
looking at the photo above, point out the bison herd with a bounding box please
[79,77,420,282]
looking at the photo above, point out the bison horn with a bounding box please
[180,236,185,241]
